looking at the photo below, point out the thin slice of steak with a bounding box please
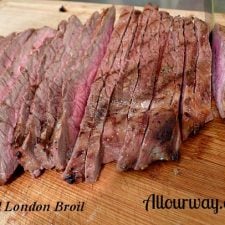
[46,12,100,170]
[213,24,225,118]
[181,18,198,140]
[48,10,110,170]
[181,18,212,141]
[193,18,213,126]
[63,6,134,184]
[12,25,63,177]
[84,7,138,183]
[134,16,184,170]
[0,27,55,184]
[13,17,82,176]
[116,5,161,171]
[102,5,151,164]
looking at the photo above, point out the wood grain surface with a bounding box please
[0,1,225,224]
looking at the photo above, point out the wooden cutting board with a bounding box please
[0,0,225,224]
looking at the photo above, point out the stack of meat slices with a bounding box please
[0,7,115,184]
[63,4,212,184]
[0,3,213,185]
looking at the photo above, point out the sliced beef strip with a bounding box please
[193,18,212,126]
[29,12,102,172]
[49,8,115,171]
[13,24,61,145]
[14,16,83,176]
[0,73,29,184]
[213,24,225,118]
[181,18,197,141]
[63,6,134,184]
[5,27,56,146]
[84,7,139,183]
[12,26,62,177]
[134,16,184,170]
[0,27,55,184]
[43,12,100,170]
[102,5,152,164]
[116,5,161,171]
[28,16,84,172]
[181,18,212,141]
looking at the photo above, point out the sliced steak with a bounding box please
[213,24,225,118]
[181,18,212,140]
[42,13,100,170]
[12,25,63,177]
[14,17,83,176]
[0,27,55,184]
[181,18,197,141]
[13,22,66,149]
[63,6,134,184]
[48,10,108,170]
[116,5,161,171]
[84,7,138,183]
[193,18,212,126]
[134,16,184,170]
[102,5,152,164]
[41,13,99,170]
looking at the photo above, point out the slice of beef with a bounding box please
[116,5,161,171]
[12,25,62,177]
[24,16,84,174]
[181,18,212,141]
[63,6,134,184]
[44,13,99,170]
[193,18,213,126]
[49,8,115,171]
[44,12,100,170]
[102,5,152,164]
[0,27,55,184]
[13,22,66,149]
[83,7,139,183]
[181,18,198,141]
[213,24,225,118]
[27,12,103,173]
[13,17,83,176]
[0,73,29,184]
[134,16,184,170]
